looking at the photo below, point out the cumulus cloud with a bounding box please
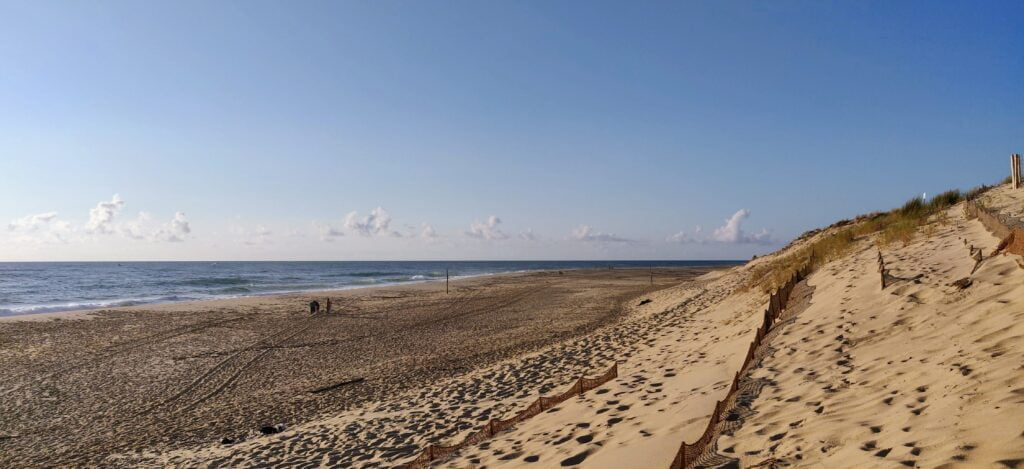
[4,195,192,246]
[155,212,191,242]
[466,215,508,240]
[8,212,59,232]
[118,211,191,242]
[571,225,635,243]
[119,212,152,240]
[345,207,400,237]
[6,212,72,243]
[710,209,772,244]
[86,194,125,234]
[314,221,345,242]
[420,222,438,238]
[518,228,538,241]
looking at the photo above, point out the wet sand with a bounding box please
[0,267,718,467]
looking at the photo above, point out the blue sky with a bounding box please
[1,1,1021,261]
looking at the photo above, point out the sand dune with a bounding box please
[720,191,1024,467]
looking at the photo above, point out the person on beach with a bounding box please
[310,300,320,314]
[325,298,331,314]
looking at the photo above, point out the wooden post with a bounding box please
[650,268,653,285]
[1012,154,1016,189]
[446,269,449,294]
[1014,153,1022,189]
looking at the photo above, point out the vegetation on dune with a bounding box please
[745,182,996,294]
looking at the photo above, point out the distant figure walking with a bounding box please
[310,300,320,314]
[325,298,332,314]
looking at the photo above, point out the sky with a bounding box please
[1,1,1022,261]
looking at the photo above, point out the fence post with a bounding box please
[576,378,584,396]
[1013,153,1021,189]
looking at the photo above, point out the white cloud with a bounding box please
[6,212,72,243]
[420,222,438,238]
[571,225,635,243]
[666,231,694,243]
[666,225,703,244]
[345,207,400,237]
[237,225,272,245]
[8,212,59,232]
[117,211,191,242]
[710,209,772,244]
[466,215,508,240]
[155,212,191,242]
[314,221,345,242]
[518,228,538,241]
[119,212,152,240]
[86,194,125,234]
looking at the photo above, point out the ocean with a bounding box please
[0,260,741,316]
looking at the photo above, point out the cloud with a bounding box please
[710,209,773,244]
[314,221,345,242]
[118,211,191,242]
[237,225,272,245]
[119,212,152,240]
[86,194,125,234]
[466,215,508,240]
[666,225,703,244]
[6,212,72,243]
[518,228,538,241]
[666,231,695,243]
[420,222,438,238]
[8,212,59,232]
[4,195,191,246]
[571,225,635,243]
[345,207,400,237]
[155,212,191,242]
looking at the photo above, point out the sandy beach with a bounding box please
[0,267,715,467]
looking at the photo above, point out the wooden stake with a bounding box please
[1012,153,1021,189]
[1011,154,1019,189]
[446,269,449,294]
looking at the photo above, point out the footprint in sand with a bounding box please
[559,449,590,466]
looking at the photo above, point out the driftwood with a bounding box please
[309,377,366,394]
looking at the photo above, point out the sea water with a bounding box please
[0,260,741,316]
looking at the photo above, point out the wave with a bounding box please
[178,277,251,287]
[1,299,146,316]
[346,271,407,277]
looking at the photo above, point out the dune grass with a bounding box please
[745,187,977,293]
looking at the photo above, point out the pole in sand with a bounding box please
[650,268,653,285]
[446,269,449,294]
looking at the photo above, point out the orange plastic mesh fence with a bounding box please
[668,262,808,468]
[966,201,1012,239]
[962,201,1024,260]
